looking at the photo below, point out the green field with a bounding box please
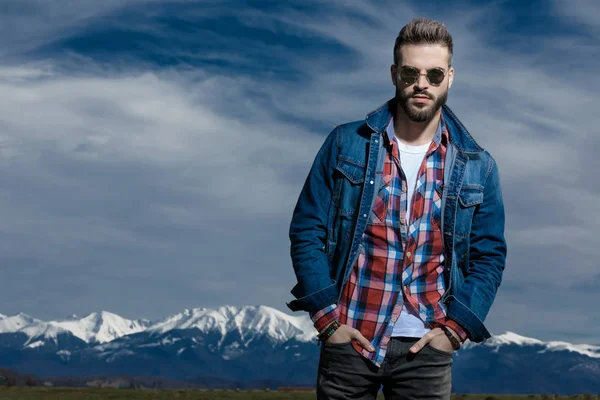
[0,389,597,400]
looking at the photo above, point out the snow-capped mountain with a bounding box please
[463,331,600,359]
[53,311,152,343]
[0,305,598,394]
[0,313,43,333]
[146,305,315,344]
[0,310,152,345]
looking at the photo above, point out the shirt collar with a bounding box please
[385,114,448,147]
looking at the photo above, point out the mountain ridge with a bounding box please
[0,305,598,393]
[0,305,597,358]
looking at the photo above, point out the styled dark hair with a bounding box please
[393,18,453,66]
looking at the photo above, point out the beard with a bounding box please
[398,87,448,123]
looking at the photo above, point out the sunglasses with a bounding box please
[397,65,448,86]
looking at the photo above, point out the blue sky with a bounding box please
[0,0,598,344]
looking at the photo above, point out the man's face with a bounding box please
[391,44,454,123]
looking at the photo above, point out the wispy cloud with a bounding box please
[553,0,600,33]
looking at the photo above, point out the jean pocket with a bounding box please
[424,343,454,357]
[321,340,361,371]
[323,340,353,347]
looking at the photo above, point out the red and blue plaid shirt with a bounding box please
[311,115,467,367]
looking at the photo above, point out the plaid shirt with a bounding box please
[311,115,467,367]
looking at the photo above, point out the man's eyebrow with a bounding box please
[400,64,447,72]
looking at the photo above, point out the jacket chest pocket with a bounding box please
[454,185,484,239]
[333,158,366,243]
[333,158,366,206]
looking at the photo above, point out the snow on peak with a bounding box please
[464,331,600,359]
[0,313,71,347]
[51,310,151,343]
[0,306,316,346]
[229,305,313,342]
[543,341,600,359]
[0,313,41,333]
[0,310,151,344]
[147,305,316,344]
[486,331,545,346]
[461,331,545,351]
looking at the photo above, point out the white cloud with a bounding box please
[0,66,321,215]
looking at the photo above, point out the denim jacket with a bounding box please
[286,98,507,343]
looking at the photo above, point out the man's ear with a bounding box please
[390,64,397,86]
[448,66,454,89]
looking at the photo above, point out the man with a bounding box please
[286,18,507,399]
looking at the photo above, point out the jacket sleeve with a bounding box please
[286,126,340,315]
[446,156,507,342]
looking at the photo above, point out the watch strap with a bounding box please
[317,320,341,343]
[440,324,461,350]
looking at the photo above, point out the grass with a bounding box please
[0,388,598,400]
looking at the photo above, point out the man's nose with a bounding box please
[414,73,429,90]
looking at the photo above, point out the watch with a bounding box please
[318,320,341,343]
[440,325,461,350]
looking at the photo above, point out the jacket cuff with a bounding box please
[446,295,491,342]
[286,281,339,314]
[310,303,340,333]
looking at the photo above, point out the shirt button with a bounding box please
[400,218,406,225]
[406,251,412,258]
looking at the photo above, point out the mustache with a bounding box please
[411,91,434,99]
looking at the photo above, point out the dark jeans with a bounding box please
[316,337,453,399]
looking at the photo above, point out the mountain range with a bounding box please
[0,305,598,394]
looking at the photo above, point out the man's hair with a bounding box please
[393,18,453,66]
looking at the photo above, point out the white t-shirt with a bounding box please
[386,118,434,338]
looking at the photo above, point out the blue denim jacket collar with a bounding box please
[365,98,484,154]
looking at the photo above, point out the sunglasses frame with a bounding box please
[396,65,449,86]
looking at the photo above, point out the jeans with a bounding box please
[316,337,453,399]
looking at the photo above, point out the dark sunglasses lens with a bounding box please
[427,69,445,84]
[400,68,419,83]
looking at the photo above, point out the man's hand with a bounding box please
[409,327,457,354]
[324,323,375,352]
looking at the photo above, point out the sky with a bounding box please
[0,0,598,344]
